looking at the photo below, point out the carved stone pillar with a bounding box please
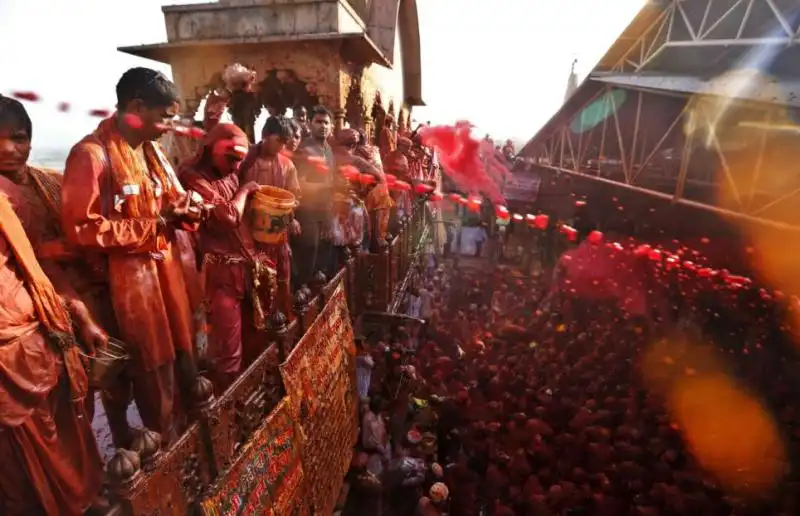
[292,289,310,339]
[131,428,162,473]
[363,116,374,142]
[190,375,215,417]
[106,448,142,506]
[297,286,316,338]
[334,108,347,132]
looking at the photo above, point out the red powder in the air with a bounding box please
[11,91,41,102]
[339,165,361,181]
[419,121,507,203]
[306,156,329,173]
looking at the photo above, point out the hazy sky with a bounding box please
[0,0,643,149]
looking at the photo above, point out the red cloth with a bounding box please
[62,119,196,373]
[180,164,254,258]
[178,124,272,376]
[0,193,102,515]
[204,261,249,374]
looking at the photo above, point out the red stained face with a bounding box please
[124,100,181,141]
[211,139,248,175]
[0,126,31,174]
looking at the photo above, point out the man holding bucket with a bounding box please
[239,116,301,319]
[178,123,273,392]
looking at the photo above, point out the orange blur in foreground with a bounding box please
[669,375,785,496]
[644,340,786,497]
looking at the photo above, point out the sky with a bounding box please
[0,0,644,151]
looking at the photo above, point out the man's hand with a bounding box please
[239,181,260,196]
[231,182,261,218]
[162,194,203,224]
[288,219,301,236]
[161,193,191,221]
[77,319,109,355]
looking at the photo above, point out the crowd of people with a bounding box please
[0,66,434,515]
[344,236,800,515]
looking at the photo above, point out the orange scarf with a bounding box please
[95,116,179,218]
[0,194,87,400]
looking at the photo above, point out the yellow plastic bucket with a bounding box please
[248,185,298,245]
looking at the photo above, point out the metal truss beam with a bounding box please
[536,163,800,233]
[591,72,800,108]
[607,0,800,74]
[521,83,800,231]
[665,37,795,46]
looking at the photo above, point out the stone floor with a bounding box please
[91,393,142,462]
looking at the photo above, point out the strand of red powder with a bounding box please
[7,91,206,141]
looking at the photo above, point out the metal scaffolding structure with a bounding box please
[519,0,800,231]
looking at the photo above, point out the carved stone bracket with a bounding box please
[260,69,321,116]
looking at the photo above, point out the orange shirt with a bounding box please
[61,127,195,373]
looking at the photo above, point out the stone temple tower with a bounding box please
[119,0,425,141]
[564,59,578,102]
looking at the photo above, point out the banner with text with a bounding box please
[199,398,304,516]
[280,280,358,515]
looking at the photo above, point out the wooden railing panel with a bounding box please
[284,318,300,355]
[109,423,211,515]
[390,236,400,295]
[401,215,411,280]
[304,292,321,329]
[357,249,390,311]
[204,344,283,477]
[345,245,358,316]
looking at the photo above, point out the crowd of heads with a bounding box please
[351,242,800,515]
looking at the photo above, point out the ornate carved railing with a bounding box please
[103,202,430,515]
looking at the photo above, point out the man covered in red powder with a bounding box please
[62,67,201,445]
[0,187,104,515]
[0,96,113,416]
[179,123,276,392]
